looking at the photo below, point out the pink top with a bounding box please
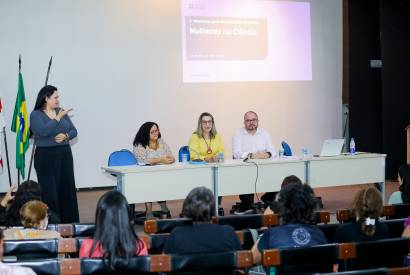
[404,216,410,227]
[79,238,148,258]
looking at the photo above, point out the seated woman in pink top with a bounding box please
[80,191,147,269]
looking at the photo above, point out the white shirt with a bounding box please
[232,128,276,159]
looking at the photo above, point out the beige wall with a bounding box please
[0,0,343,189]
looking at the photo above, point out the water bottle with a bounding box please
[217,152,224,163]
[302,148,308,159]
[181,152,188,163]
[349,138,356,155]
[278,148,284,158]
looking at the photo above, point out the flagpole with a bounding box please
[17,55,21,185]
[2,128,12,187]
[28,56,53,181]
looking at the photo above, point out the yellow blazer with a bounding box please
[188,133,225,160]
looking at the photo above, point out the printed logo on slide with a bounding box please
[185,16,268,60]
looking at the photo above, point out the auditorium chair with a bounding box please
[144,218,192,234]
[4,238,77,260]
[7,251,253,275]
[46,223,96,237]
[383,203,410,220]
[340,237,410,271]
[262,243,340,274]
[144,211,329,234]
[315,266,410,275]
[337,204,410,224]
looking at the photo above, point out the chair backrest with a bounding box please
[263,243,339,275]
[108,149,137,166]
[315,267,390,274]
[384,203,410,219]
[81,256,168,274]
[342,237,410,271]
[4,238,77,259]
[144,218,192,234]
[178,146,191,162]
[212,214,279,230]
[171,250,252,274]
[282,141,293,156]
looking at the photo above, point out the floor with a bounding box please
[77,180,398,223]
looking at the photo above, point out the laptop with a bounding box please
[319,139,345,157]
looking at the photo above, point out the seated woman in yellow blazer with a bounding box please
[188,112,224,162]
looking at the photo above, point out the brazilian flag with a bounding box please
[11,72,29,178]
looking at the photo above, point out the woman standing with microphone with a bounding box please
[30,85,79,223]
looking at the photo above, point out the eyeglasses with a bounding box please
[245,119,258,123]
[201,120,213,125]
[150,129,159,134]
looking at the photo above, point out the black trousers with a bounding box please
[239,192,277,209]
[34,145,79,223]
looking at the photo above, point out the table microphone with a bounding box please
[243,153,252,162]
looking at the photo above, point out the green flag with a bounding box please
[11,72,30,178]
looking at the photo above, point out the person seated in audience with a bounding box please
[264,175,303,215]
[252,182,327,264]
[163,186,241,254]
[3,200,60,240]
[388,164,410,204]
[0,229,36,275]
[80,191,147,270]
[333,186,389,243]
[0,180,60,226]
[133,121,175,219]
[401,215,410,237]
[188,112,224,163]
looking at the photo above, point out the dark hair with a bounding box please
[5,180,42,226]
[34,85,58,110]
[398,164,410,203]
[267,175,303,212]
[352,187,383,236]
[182,186,215,222]
[90,191,143,270]
[132,122,161,148]
[281,175,302,189]
[278,183,317,224]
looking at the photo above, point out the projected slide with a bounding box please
[181,0,312,83]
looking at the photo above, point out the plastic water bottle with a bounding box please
[278,148,284,158]
[217,152,224,163]
[302,148,308,159]
[181,152,188,163]
[349,138,356,155]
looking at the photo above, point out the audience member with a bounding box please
[80,191,147,271]
[252,183,327,264]
[388,164,410,204]
[333,186,389,243]
[0,228,36,274]
[0,180,60,226]
[3,200,60,240]
[133,121,175,219]
[264,175,303,215]
[163,186,240,254]
[401,216,410,237]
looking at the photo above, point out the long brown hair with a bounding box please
[352,187,383,236]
